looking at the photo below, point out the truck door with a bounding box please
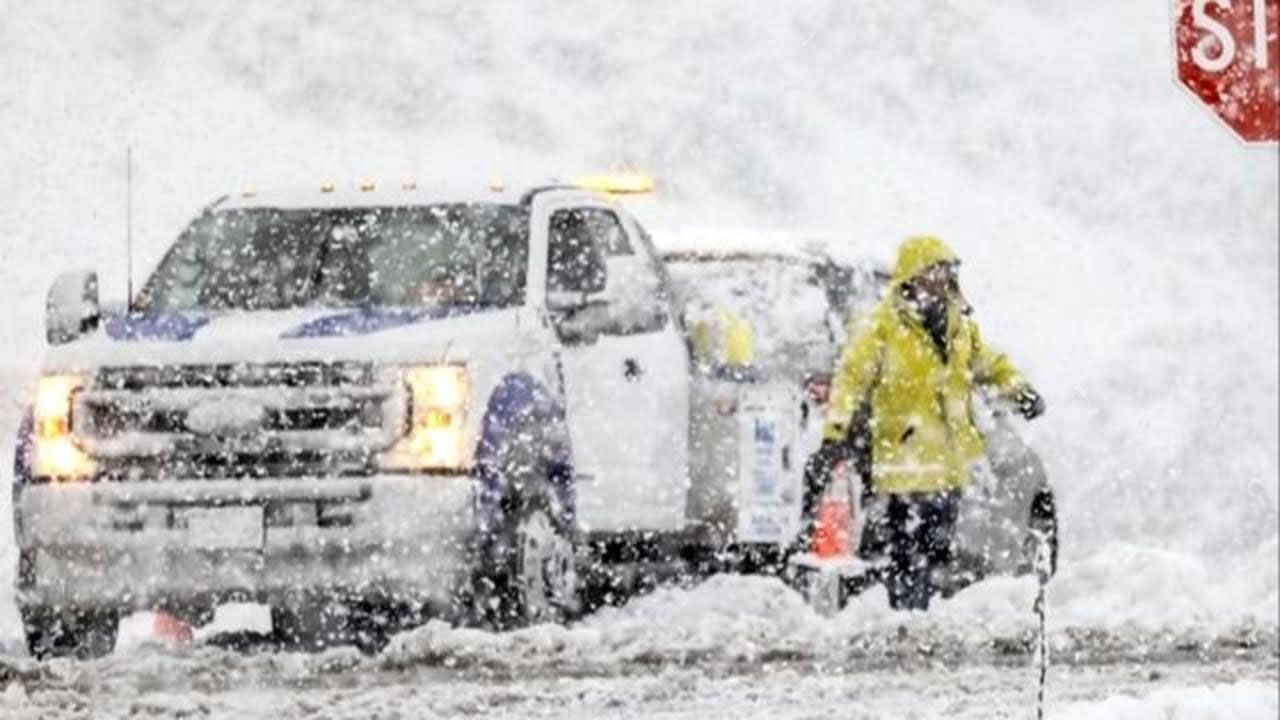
[541,201,690,534]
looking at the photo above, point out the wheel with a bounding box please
[473,497,579,630]
[270,604,324,652]
[21,605,119,660]
[468,376,579,630]
[270,598,393,655]
[514,506,578,623]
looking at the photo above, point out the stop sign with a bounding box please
[1175,0,1280,144]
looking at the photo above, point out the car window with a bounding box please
[546,207,666,336]
[588,209,633,256]
[547,208,608,293]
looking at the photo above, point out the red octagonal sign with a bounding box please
[1175,0,1280,144]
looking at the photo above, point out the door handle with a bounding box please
[623,358,643,381]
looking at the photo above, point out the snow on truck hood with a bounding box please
[42,305,522,371]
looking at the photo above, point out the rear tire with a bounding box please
[21,605,119,660]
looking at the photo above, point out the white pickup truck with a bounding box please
[13,178,821,657]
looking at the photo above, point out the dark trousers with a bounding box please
[884,490,960,611]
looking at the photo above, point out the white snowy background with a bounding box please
[0,1,1276,716]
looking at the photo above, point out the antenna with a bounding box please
[126,146,134,311]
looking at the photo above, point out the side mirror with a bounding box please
[550,300,610,346]
[46,270,100,345]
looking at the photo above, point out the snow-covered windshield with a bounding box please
[139,203,529,312]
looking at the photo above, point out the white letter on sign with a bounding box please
[1254,0,1269,69]
[1193,0,1237,72]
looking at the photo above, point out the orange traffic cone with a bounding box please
[152,611,194,648]
[812,460,856,558]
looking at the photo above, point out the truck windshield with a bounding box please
[139,204,529,312]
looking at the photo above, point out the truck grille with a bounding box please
[74,362,405,479]
[96,361,375,390]
[85,399,385,436]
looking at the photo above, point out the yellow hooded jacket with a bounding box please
[823,236,1027,494]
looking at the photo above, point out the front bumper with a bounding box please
[14,473,476,612]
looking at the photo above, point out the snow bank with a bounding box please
[379,572,1274,673]
[1053,681,1279,720]
[380,575,826,671]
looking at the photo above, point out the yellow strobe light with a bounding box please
[574,172,655,195]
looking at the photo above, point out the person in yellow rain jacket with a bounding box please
[810,235,1044,610]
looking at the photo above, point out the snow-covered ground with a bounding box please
[2,649,1274,719]
[0,0,1276,716]
[0,575,1276,718]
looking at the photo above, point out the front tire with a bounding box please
[468,374,579,630]
[474,495,579,630]
[22,605,119,660]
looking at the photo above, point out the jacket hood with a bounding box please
[891,235,959,288]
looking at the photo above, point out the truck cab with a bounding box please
[14,177,803,657]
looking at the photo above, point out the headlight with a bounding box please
[33,374,95,479]
[379,365,469,471]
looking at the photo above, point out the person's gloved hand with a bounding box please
[801,437,851,539]
[1015,386,1046,420]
